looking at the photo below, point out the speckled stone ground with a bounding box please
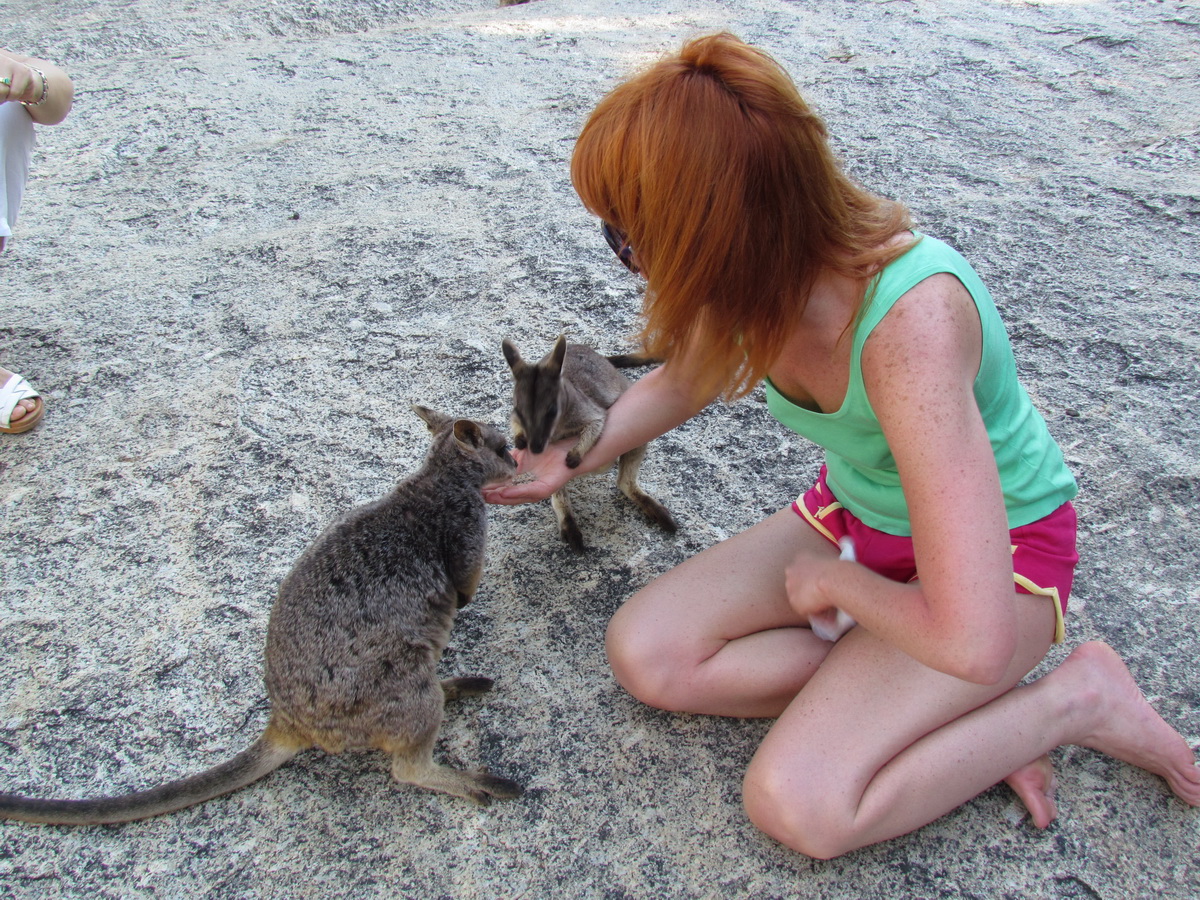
[0,1,1197,897]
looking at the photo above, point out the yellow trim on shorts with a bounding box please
[796,495,840,545]
[1012,573,1066,644]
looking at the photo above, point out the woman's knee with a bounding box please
[742,754,855,860]
[605,600,698,712]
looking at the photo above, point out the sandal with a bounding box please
[0,372,44,434]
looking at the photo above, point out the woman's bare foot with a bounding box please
[1004,754,1058,828]
[1060,641,1200,805]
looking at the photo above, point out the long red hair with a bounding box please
[572,32,915,399]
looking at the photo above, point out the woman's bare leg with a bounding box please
[609,507,1078,824]
[742,593,1200,859]
[606,508,837,717]
[608,508,1197,848]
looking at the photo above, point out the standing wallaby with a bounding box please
[502,335,677,552]
[0,406,522,825]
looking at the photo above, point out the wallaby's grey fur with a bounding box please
[502,335,677,551]
[0,406,522,825]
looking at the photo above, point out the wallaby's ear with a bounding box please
[501,339,523,372]
[413,404,453,433]
[452,419,484,450]
[548,334,567,374]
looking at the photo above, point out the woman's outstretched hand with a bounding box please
[483,437,581,505]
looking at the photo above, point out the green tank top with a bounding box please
[765,234,1077,536]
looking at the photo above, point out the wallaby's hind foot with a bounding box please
[441,676,494,701]
[626,488,678,533]
[551,489,586,552]
[391,746,523,806]
[559,518,586,552]
[617,446,678,533]
[470,770,524,803]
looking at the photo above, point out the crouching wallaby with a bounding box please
[502,335,677,552]
[0,406,522,826]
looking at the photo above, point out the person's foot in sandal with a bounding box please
[0,366,44,433]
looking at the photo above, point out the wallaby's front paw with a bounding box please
[565,451,582,469]
[514,434,527,450]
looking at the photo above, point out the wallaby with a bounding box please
[502,335,677,552]
[0,406,522,825]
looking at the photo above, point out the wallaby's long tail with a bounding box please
[606,353,662,369]
[0,723,304,825]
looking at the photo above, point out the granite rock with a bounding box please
[0,1,1197,897]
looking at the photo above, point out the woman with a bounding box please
[486,32,1199,858]
[0,48,74,433]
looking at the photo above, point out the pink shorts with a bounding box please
[793,466,1079,643]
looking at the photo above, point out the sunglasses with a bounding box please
[601,221,640,275]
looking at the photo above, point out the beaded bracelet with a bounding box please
[22,65,48,107]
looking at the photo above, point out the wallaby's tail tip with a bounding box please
[606,353,662,369]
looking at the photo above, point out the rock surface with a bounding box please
[1,1,1197,897]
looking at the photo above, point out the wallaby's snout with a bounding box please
[502,336,567,455]
[469,421,519,487]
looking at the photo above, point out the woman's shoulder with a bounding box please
[859,239,985,381]
[867,234,991,320]
[879,232,969,276]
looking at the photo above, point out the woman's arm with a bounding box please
[0,51,74,125]
[485,355,718,505]
[789,273,1019,683]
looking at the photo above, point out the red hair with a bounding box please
[572,32,914,399]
